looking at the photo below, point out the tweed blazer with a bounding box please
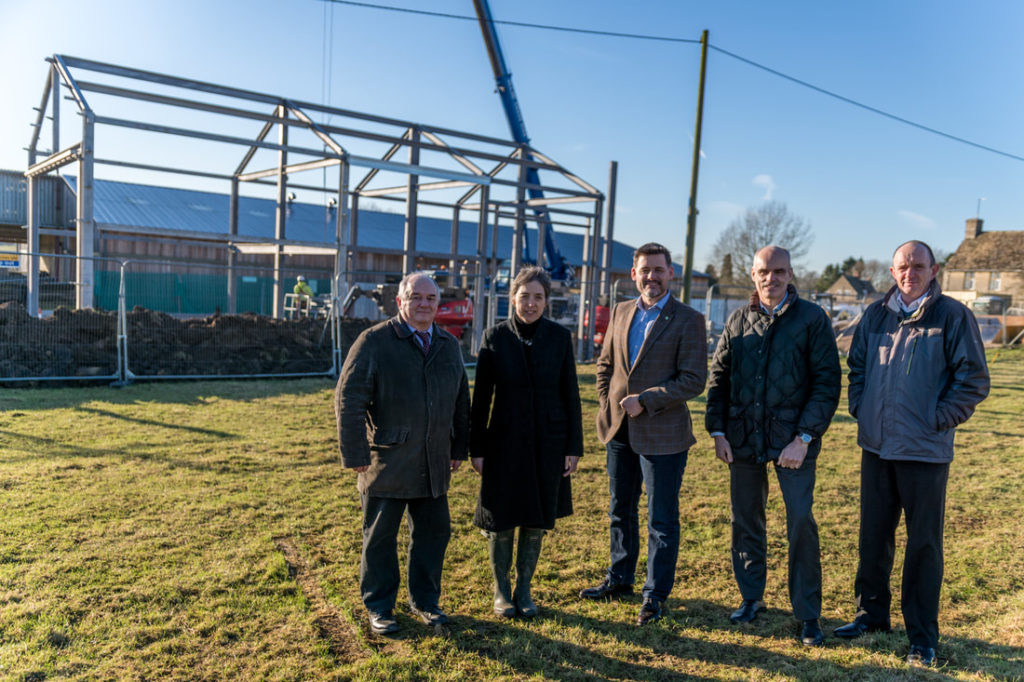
[595,295,707,455]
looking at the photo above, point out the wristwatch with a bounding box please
[798,433,813,445]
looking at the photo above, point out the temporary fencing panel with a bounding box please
[0,254,121,382]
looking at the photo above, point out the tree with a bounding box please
[815,263,843,292]
[710,201,814,276]
[719,254,734,284]
[704,263,718,285]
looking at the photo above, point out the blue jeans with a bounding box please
[606,431,688,601]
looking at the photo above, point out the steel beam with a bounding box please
[26,143,82,177]
[28,67,53,166]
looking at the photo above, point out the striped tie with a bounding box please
[415,330,430,355]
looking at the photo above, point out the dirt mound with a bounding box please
[0,303,375,381]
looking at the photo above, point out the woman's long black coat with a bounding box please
[470,317,584,532]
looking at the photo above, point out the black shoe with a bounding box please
[410,605,448,626]
[833,616,892,639]
[800,619,824,646]
[729,599,766,624]
[907,645,936,667]
[637,597,662,626]
[579,578,633,600]
[368,610,399,635]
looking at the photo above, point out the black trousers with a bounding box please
[360,493,451,614]
[854,450,949,648]
[730,457,821,620]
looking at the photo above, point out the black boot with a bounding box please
[513,528,545,618]
[486,529,516,617]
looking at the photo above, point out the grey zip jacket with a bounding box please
[847,280,989,463]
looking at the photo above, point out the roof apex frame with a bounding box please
[50,55,91,114]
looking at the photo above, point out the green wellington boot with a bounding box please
[487,529,516,617]
[513,528,545,618]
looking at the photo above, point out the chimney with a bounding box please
[965,218,983,239]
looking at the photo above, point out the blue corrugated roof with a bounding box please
[55,175,646,271]
[41,173,703,277]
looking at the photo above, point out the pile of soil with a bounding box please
[0,302,374,381]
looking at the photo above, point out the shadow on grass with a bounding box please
[0,376,336,410]
[438,600,1024,681]
[444,605,920,681]
[73,406,237,437]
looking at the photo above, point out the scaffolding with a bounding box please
[24,54,607,355]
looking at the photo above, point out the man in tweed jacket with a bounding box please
[580,242,707,626]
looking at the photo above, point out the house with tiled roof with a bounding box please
[942,218,1024,312]
[824,272,879,305]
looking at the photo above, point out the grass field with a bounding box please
[0,349,1022,681]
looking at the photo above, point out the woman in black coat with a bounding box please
[471,266,584,618]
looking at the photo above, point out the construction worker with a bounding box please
[294,275,315,316]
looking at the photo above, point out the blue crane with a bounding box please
[472,0,572,281]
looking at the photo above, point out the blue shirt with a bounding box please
[628,292,669,368]
[758,289,793,318]
[404,321,432,349]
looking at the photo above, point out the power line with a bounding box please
[709,45,1024,164]
[318,0,1024,163]
[319,0,699,43]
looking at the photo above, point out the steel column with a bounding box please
[227,177,239,314]
[336,159,351,292]
[471,185,489,355]
[26,175,39,316]
[602,160,618,298]
[511,148,526,276]
[273,105,288,318]
[402,127,421,274]
[449,204,461,277]
[76,113,96,309]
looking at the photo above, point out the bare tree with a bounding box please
[859,258,892,291]
[710,201,814,276]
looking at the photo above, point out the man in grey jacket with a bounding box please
[834,241,989,667]
[706,246,841,647]
[335,272,470,635]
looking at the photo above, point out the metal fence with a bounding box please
[0,253,121,382]
[1,253,339,383]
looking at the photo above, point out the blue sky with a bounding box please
[2,0,1022,275]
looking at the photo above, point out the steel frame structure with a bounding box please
[24,54,606,355]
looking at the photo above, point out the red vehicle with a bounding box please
[435,298,474,339]
[586,305,610,347]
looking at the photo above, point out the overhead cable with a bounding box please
[319,0,1023,163]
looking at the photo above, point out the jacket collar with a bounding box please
[389,316,436,340]
[749,283,799,317]
[882,279,941,322]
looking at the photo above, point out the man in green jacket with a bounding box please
[706,245,841,647]
[335,272,471,635]
[835,240,989,667]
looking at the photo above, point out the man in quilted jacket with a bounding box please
[834,240,989,667]
[705,245,841,646]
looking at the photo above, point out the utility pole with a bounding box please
[683,29,709,305]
